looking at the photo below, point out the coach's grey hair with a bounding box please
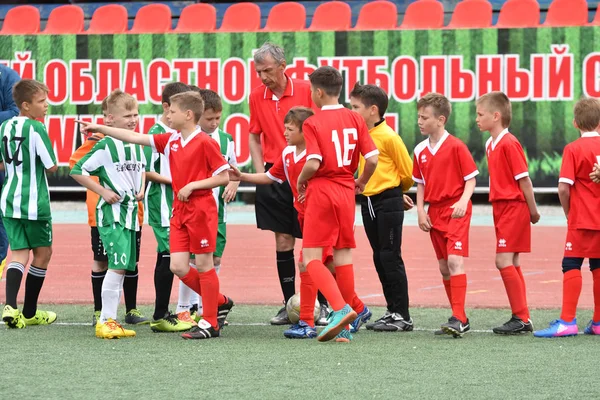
[254,42,286,65]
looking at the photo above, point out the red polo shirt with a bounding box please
[249,74,313,164]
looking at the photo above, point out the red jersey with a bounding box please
[149,128,230,200]
[303,104,378,190]
[249,75,313,164]
[559,132,600,230]
[266,146,306,215]
[412,131,478,204]
[486,129,529,202]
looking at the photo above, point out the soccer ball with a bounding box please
[286,293,320,324]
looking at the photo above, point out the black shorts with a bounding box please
[255,163,302,238]
[91,227,142,262]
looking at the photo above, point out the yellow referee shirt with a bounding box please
[358,120,414,197]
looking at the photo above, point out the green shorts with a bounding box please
[215,222,226,258]
[151,226,170,253]
[4,217,52,250]
[97,224,137,271]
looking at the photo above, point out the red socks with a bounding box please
[198,268,220,329]
[306,260,346,311]
[450,274,468,324]
[299,272,318,327]
[500,266,530,321]
[560,269,582,323]
[515,266,528,307]
[443,279,452,305]
[592,269,600,323]
[181,267,202,295]
[335,264,364,313]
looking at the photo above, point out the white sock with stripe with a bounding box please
[176,280,193,313]
[100,270,124,323]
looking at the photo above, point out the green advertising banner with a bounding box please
[1,27,597,190]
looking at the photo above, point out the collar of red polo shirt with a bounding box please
[263,74,295,100]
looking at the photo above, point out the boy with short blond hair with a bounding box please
[413,92,478,337]
[476,91,539,334]
[1,79,58,329]
[535,97,600,338]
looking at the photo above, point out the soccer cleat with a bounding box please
[284,320,317,339]
[434,329,445,336]
[316,303,330,326]
[317,304,358,342]
[441,316,470,338]
[23,310,57,326]
[334,328,353,343]
[270,306,291,325]
[0,258,6,280]
[492,315,533,335]
[181,319,220,340]
[190,304,202,323]
[217,296,235,329]
[96,319,135,339]
[372,313,414,332]
[151,312,193,333]
[2,305,25,329]
[365,311,392,330]
[177,311,198,327]
[584,320,600,335]
[534,319,578,338]
[92,311,101,327]
[124,309,150,325]
[350,306,372,333]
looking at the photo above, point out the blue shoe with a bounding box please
[350,306,372,333]
[584,320,600,335]
[533,319,578,338]
[335,328,353,343]
[317,304,357,342]
[283,320,317,339]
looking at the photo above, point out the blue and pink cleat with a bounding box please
[584,320,600,335]
[533,319,578,338]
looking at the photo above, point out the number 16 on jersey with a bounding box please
[331,128,357,167]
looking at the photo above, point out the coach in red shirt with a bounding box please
[248,42,322,325]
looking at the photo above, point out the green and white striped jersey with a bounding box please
[71,137,146,231]
[144,121,175,228]
[0,117,57,220]
[210,128,237,223]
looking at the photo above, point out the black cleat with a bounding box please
[492,315,533,335]
[181,320,220,340]
[434,329,445,336]
[270,306,291,325]
[441,316,470,338]
[372,313,414,332]
[315,303,330,326]
[217,296,235,329]
[365,311,392,330]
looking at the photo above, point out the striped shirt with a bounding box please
[71,137,146,231]
[210,128,237,223]
[0,116,57,220]
[144,121,175,228]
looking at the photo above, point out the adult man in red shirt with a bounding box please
[249,42,326,325]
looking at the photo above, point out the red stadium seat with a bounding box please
[400,0,444,30]
[87,5,128,34]
[43,5,84,34]
[496,0,540,28]
[129,4,172,33]
[264,2,306,32]
[544,0,588,27]
[219,3,261,32]
[354,1,398,30]
[448,0,492,29]
[308,1,352,31]
[175,4,217,33]
[0,5,40,35]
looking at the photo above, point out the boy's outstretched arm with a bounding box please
[518,176,540,224]
[76,120,151,147]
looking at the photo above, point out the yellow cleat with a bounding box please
[177,311,198,327]
[23,310,57,326]
[0,259,6,280]
[2,305,25,329]
[95,318,136,339]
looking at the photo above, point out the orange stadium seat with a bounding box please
[354,0,398,30]
[175,4,217,33]
[264,2,306,32]
[496,0,540,28]
[308,1,352,31]
[129,4,172,33]
[400,0,444,30]
[448,0,493,29]
[0,5,40,35]
[87,5,129,34]
[219,3,261,32]
[43,5,84,34]
[544,0,588,27]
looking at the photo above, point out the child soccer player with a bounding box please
[0,79,58,329]
[69,95,148,327]
[143,81,193,332]
[71,90,146,339]
[534,97,600,338]
[476,91,540,334]
[77,91,235,340]
[349,82,415,332]
[298,66,379,342]
[412,93,478,338]
[176,88,239,323]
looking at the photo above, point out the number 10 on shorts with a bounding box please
[332,128,357,167]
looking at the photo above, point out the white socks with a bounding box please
[100,270,124,323]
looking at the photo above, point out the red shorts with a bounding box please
[170,197,217,254]
[492,200,531,253]
[564,229,600,258]
[303,180,356,250]
[428,200,472,260]
[298,211,334,265]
